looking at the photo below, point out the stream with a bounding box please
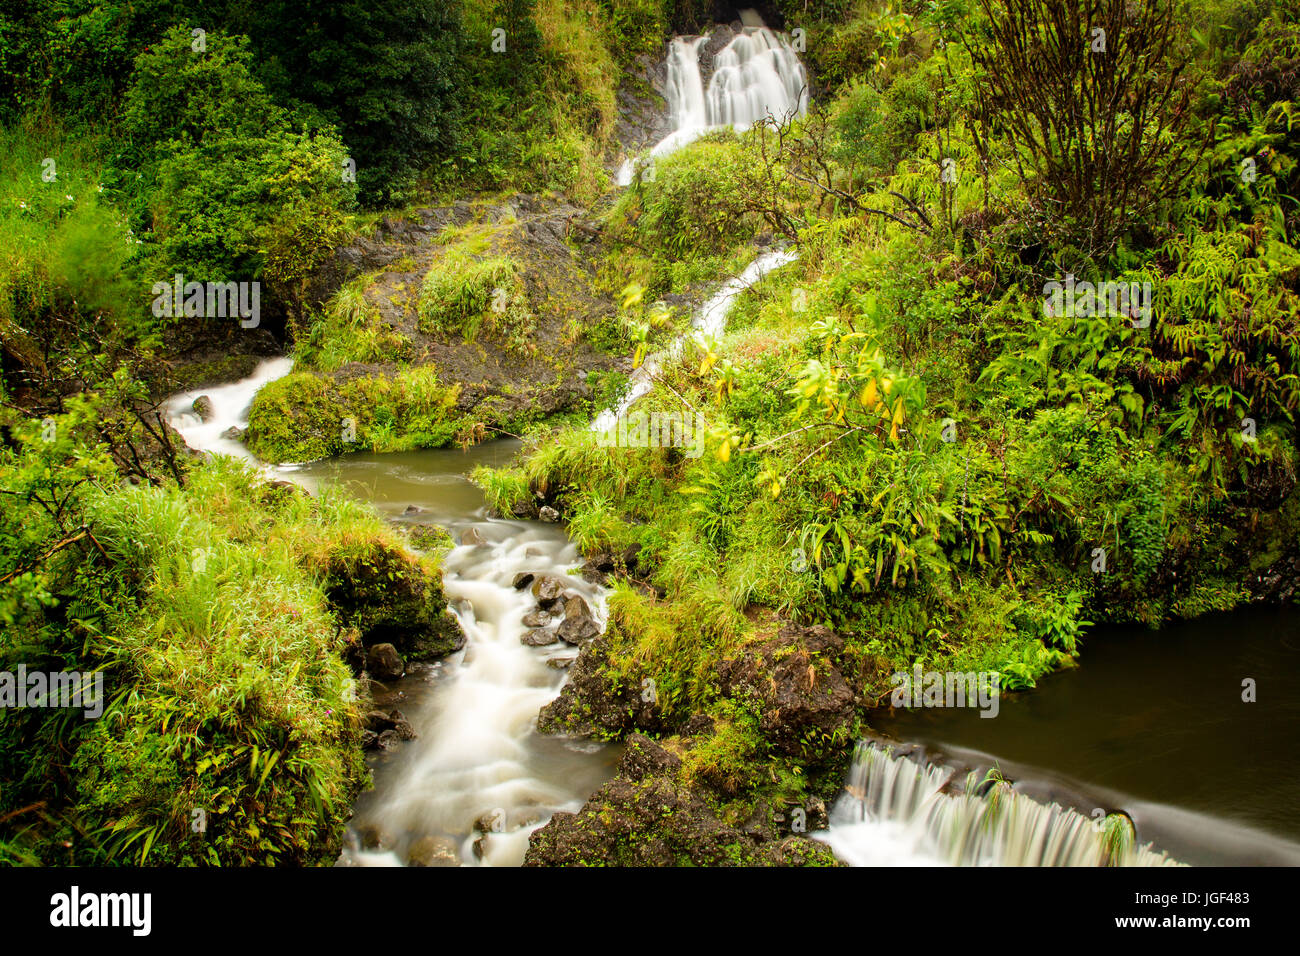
[159,10,1299,868]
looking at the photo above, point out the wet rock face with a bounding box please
[717,624,858,757]
[523,735,841,868]
[537,635,662,737]
[366,643,405,680]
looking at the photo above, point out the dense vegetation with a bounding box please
[476,0,1300,829]
[3,0,1298,864]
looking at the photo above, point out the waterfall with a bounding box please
[340,520,613,867]
[818,743,1183,867]
[591,248,796,433]
[164,356,293,461]
[617,15,809,185]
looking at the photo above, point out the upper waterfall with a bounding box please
[617,14,809,185]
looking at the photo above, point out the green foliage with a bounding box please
[418,251,534,346]
[118,26,356,328]
[245,367,462,463]
[0,423,462,863]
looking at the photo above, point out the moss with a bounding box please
[323,538,463,661]
[245,367,463,464]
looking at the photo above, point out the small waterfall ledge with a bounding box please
[818,742,1183,867]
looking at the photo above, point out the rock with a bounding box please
[388,708,417,740]
[530,575,566,607]
[580,567,610,586]
[716,624,856,757]
[403,504,424,515]
[474,810,506,834]
[545,656,574,670]
[366,643,405,680]
[357,825,388,851]
[461,527,485,545]
[363,710,396,732]
[472,834,490,860]
[407,835,460,867]
[512,571,536,590]
[523,734,842,868]
[521,609,552,628]
[539,506,560,523]
[220,426,245,441]
[557,614,600,645]
[561,594,592,620]
[538,635,661,736]
[375,729,401,751]
[191,395,214,421]
[522,628,558,647]
[801,796,830,832]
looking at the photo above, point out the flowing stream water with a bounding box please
[163,229,796,865]
[821,606,1300,866]
[161,14,1298,867]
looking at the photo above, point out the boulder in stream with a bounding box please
[191,395,214,421]
[539,506,560,523]
[557,595,599,645]
[530,575,566,607]
[366,643,405,680]
[512,571,536,590]
[521,609,552,628]
[558,616,601,645]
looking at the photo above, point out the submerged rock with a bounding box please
[407,835,460,867]
[220,425,245,441]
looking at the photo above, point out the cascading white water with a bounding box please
[339,519,613,867]
[617,13,809,185]
[163,360,617,868]
[164,357,294,462]
[817,743,1183,867]
[592,248,796,433]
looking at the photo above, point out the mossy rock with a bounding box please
[324,539,464,662]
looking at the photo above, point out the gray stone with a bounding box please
[522,629,558,647]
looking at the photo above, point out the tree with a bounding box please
[243,0,467,204]
[966,0,1206,254]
